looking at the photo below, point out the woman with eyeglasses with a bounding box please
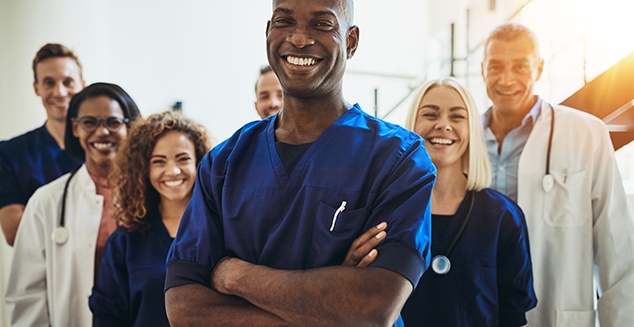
[88,111,212,327]
[6,83,141,327]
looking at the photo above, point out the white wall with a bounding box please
[0,1,431,325]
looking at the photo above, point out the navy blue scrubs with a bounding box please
[0,125,82,207]
[165,105,436,323]
[90,215,174,327]
[401,189,537,327]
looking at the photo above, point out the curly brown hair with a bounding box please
[111,111,213,233]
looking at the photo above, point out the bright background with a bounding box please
[1,0,633,324]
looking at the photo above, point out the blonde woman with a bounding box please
[398,78,537,326]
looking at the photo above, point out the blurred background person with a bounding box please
[399,78,537,326]
[254,65,283,119]
[0,43,84,246]
[89,111,212,327]
[5,83,141,327]
[481,23,634,326]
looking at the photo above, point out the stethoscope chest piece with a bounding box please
[52,226,69,245]
[542,174,554,193]
[431,255,451,275]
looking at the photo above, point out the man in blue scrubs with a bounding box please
[0,43,84,246]
[164,0,436,326]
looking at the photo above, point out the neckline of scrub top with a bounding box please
[265,104,362,188]
[433,192,472,255]
[157,214,176,247]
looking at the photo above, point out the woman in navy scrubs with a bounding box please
[399,78,537,326]
[89,111,212,327]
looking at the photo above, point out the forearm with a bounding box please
[0,203,25,246]
[165,283,291,327]
[216,260,411,327]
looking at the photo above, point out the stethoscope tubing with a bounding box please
[53,165,81,245]
[431,190,475,275]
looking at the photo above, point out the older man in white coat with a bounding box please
[481,23,634,327]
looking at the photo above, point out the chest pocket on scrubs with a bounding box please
[459,254,498,326]
[542,169,591,227]
[309,201,368,268]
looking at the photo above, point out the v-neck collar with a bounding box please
[266,104,361,188]
[433,192,472,255]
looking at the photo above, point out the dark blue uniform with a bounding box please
[90,215,174,327]
[0,125,82,208]
[165,105,436,326]
[401,189,537,327]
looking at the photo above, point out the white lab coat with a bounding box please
[5,165,103,327]
[519,102,634,327]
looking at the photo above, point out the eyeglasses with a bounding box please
[74,115,129,133]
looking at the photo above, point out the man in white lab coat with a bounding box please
[481,22,634,327]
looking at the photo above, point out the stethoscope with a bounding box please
[541,104,556,193]
[51,166,82,245]
[431,190,475,275]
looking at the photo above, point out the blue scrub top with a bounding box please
[166,104,436,293]
[0,124,82,207]
[90,215,174,327]
[401,189,537,327]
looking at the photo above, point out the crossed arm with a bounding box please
[164,223,405,327]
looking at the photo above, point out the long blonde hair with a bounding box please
[405,77,491,191]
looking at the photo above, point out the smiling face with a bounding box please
[255,71,283,119]
[482,37,544,118]
[149,131,197,205]
[414,85,469,170]
[266,0,358,98]
[33,57,85,123]
[72,96,127,176]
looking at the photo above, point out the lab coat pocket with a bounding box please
[309,201,368,268]
[542,169,591,226]
[555,310,596,327]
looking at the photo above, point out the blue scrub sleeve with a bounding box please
[496,206,537,326]
[89,231,132,326]
[0,151,24,207]
[369,243,427,288]
[366,137,435,286]
[165,154,225,291]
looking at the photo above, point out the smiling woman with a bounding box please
[399,77,537,327]
[89,111,212,327]
[5,82,141,327]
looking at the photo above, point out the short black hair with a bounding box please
[64,82,142,161]
[33,43,82,82]
[255,65,274,94]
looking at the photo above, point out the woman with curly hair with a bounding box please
[89,111,212,327]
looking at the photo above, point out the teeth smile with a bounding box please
[165,180,184,187]
[93,142,114,149]
[286,56,317,66]
[429,138,454,145]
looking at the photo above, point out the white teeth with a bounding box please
[286,56,316,66]
[93,142,114,149]
[165,180,184,187]
[429,138,454,145]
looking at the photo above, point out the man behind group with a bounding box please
[481,23,634,326]
[0,43,85,246]
[254,65,283,119]
[164,0,436,326]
